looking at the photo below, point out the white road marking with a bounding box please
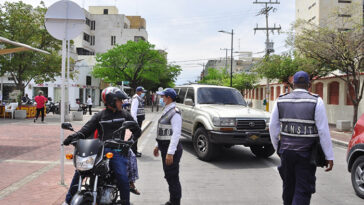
[0,159,73,165]
[0,162,58,199]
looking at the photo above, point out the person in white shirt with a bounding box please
[269,71,334,205]
[154,88,182,205]
[130,86,146,157]
[87,95,92,115]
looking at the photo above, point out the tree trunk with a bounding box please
[353,103,358,128]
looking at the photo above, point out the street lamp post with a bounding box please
[219,29,234,87]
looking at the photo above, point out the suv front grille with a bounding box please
[236,120,266,130]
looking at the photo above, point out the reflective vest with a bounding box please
[132,94,145,117]
[157,107,180,141]
[277,91,319,152]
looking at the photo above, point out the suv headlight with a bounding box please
[265,118,270,127]
[213,117,236,127]
[75,154,97,171]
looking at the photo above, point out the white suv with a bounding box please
[174,84,273,161]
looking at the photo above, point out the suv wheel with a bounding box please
[351,156,364,199]
[250,145,275,158]
[193,127,219,161]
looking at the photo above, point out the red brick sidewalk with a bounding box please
[0,115,151,205]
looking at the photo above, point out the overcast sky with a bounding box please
[3,0,295,85]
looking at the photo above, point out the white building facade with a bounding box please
[1,6,148,109]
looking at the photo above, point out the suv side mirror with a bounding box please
[185,98,194,106]
[61,122,74,131]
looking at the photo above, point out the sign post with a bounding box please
[45,0,85,185]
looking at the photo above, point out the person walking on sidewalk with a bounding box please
[154,88,183,205]
[269,71,334,205]
[131,86,146,157]
[87,95,92,115]
[34,91,48,123]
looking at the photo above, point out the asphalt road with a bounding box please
[131,112,363,205]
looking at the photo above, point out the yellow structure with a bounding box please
[126,16,146,29]
[89,6,119,15]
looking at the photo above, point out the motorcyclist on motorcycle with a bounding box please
[62,87,141,205]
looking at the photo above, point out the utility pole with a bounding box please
[220,48,230,74]
[253,0,281,112]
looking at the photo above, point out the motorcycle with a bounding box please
[46,97,59,114]
[61,120,137,205]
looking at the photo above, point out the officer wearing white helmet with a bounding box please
[154,88,183,205]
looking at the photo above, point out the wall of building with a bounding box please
[89,6,119,15]
[244,75,364,126]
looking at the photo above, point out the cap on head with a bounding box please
[157,88,177,100]
[136,86,145,92]
[293,71,310,84]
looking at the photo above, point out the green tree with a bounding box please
[224,72,258,92]
[199,68,227,85]
[294,7,364,125]
[92,40,181,92]
[0,1,62,94]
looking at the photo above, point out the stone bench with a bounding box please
[71,111,83,121]
[336,120,351,131]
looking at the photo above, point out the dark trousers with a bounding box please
[88,105,92,115]
[65,149,130,205]
[158,140,183,204]
[131,119,143,153]
[35,107,45,121]
[278,150,316,205]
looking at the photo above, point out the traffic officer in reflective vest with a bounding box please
[269,71,334,205]
[131,86,146,157]
[154,88,183,205]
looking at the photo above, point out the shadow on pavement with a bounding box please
[0,145,40,160]
[180,138,280,170]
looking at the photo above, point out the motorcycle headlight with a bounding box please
[75,155,97,171]
[213,117,236,127]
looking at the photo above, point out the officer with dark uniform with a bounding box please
[131,86,146,157]
[153,88,183,205]
[269,71,334,205]
[62,87,141,205]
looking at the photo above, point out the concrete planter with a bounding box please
[14,110,27,119]
[72,111,83,121]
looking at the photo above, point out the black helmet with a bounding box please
[101,87,128,108]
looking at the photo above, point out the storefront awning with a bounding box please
[0,36,50,55]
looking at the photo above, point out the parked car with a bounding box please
[347,114,364,199]
[174,84,273,161]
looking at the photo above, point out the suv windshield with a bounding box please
[197,87,247,106]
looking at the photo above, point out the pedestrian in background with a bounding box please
[154,88,183,205]
[269,71,334,205]
[87,95,92,115]
[131,86,146,157]
[34,91,48,123]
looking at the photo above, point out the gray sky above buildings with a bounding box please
[4,0,295,85]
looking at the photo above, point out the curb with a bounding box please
[141,121,152,134]
[332,138,349,147]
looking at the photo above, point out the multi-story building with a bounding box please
[1,6,148,108]
[203,52,262,76]
[296,0,363,30]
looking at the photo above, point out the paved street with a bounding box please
[0,109,362,205]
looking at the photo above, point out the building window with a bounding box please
[83,32,90,42]
[308,2,316,10]
[346,84,356,105]
[90,36,95,46]
[76,48,95,55]
[338,14,352,17]
[111,36,116,45]
[338,0,351,3]
[91,21,96,30]
[86,76,92,86]
[85,18,90,26]
[103,9,108,14]
[276,86,281,99]
[314,82,323,98]
[270,87,274,101]
[328,82,340,105]
[338,28,350,32]
[308,16,316,23]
